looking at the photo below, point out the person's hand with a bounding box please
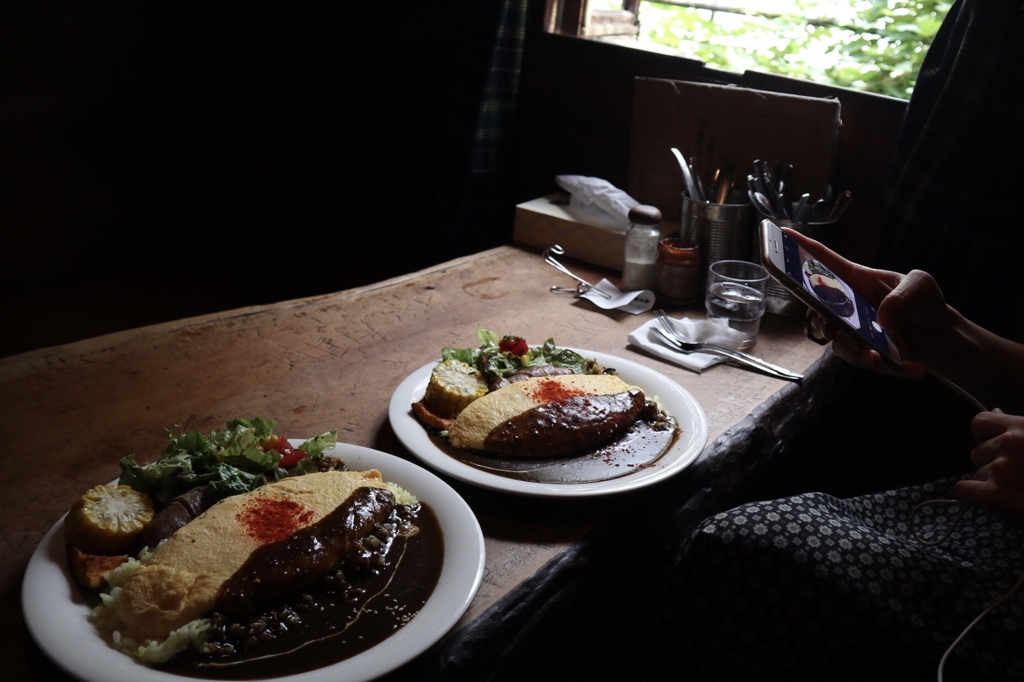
[788,228,945,379]
[955,409,1024,529]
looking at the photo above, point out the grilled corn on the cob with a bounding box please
[422,359,488,418]
[64,484,154,555]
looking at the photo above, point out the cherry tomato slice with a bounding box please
[499,336,529,356]
[262,435,308,468]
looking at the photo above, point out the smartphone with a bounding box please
[759,219,902,366]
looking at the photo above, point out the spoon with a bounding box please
[671,147,703,202]
[749,190,776,218]
[715,166,734,204]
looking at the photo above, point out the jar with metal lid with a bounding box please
[654,237,700,305]
[621,204,662,291]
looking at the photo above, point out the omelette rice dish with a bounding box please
[109,470,394,644]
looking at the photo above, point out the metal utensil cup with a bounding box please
[680,192,756,284]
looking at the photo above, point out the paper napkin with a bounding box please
[628,315,746,372]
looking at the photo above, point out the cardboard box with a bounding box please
[628,78,842,223]
[513,194,678,272]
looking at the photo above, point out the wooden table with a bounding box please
[0,244,831,680]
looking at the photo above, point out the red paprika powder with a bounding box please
[237,497,315,544]
[527,378,586,403]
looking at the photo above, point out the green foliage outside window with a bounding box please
[637,0,951,99]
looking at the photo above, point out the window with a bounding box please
[551,0,951,99]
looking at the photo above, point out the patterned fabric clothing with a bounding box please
[665,478,1024,681]
[876,0,1024,340]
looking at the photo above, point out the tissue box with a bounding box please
[628,78,842,223]
[513,194,678,271]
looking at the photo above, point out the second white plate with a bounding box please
[388,349,709,498]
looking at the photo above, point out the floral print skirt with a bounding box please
[661,477,1024,681]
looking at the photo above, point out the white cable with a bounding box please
[936,570,1024,682]
[932,371,988,413]
[908,377,1008,682]
[910,498,1015,682]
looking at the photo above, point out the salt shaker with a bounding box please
[621,204,662,291]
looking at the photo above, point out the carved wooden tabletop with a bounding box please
[0,244,827,680]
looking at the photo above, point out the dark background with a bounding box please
[2,4,524,355]
[1,2,905,357]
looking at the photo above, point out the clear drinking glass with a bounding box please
[705,259,769,349]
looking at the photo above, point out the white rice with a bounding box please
[386,481,418,506]
[90,551,211,664]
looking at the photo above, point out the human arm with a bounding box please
[788,228,1024,414]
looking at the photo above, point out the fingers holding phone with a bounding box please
[766,223,946,380]
[759,220,903,369]
[801,305,913,375]
[782,227,904,307]
[876,269,952,338]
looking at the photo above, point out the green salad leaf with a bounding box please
[288,431,339,476]
[117,417,338,507]
[440,326,592,379]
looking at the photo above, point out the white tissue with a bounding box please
[555,175,638,230]
[581,278,654,314]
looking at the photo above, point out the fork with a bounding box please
[652,309,803,381]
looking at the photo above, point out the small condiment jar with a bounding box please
[654,237,700,305]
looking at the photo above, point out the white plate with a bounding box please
[21,444,485,682]
[388,349,709,497]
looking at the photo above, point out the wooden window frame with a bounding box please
[546,0,641,38]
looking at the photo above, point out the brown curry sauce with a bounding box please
[160,492,444,680]
[431,400,680,484]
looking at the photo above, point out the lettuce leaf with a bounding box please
[117,418,336,507]
[440,327,590,379]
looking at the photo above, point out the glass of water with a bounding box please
[705,260,769,349]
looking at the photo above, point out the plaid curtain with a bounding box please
[468,0,527,177]
[447,0,528,250]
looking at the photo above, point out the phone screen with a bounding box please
[774,226,899,362]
